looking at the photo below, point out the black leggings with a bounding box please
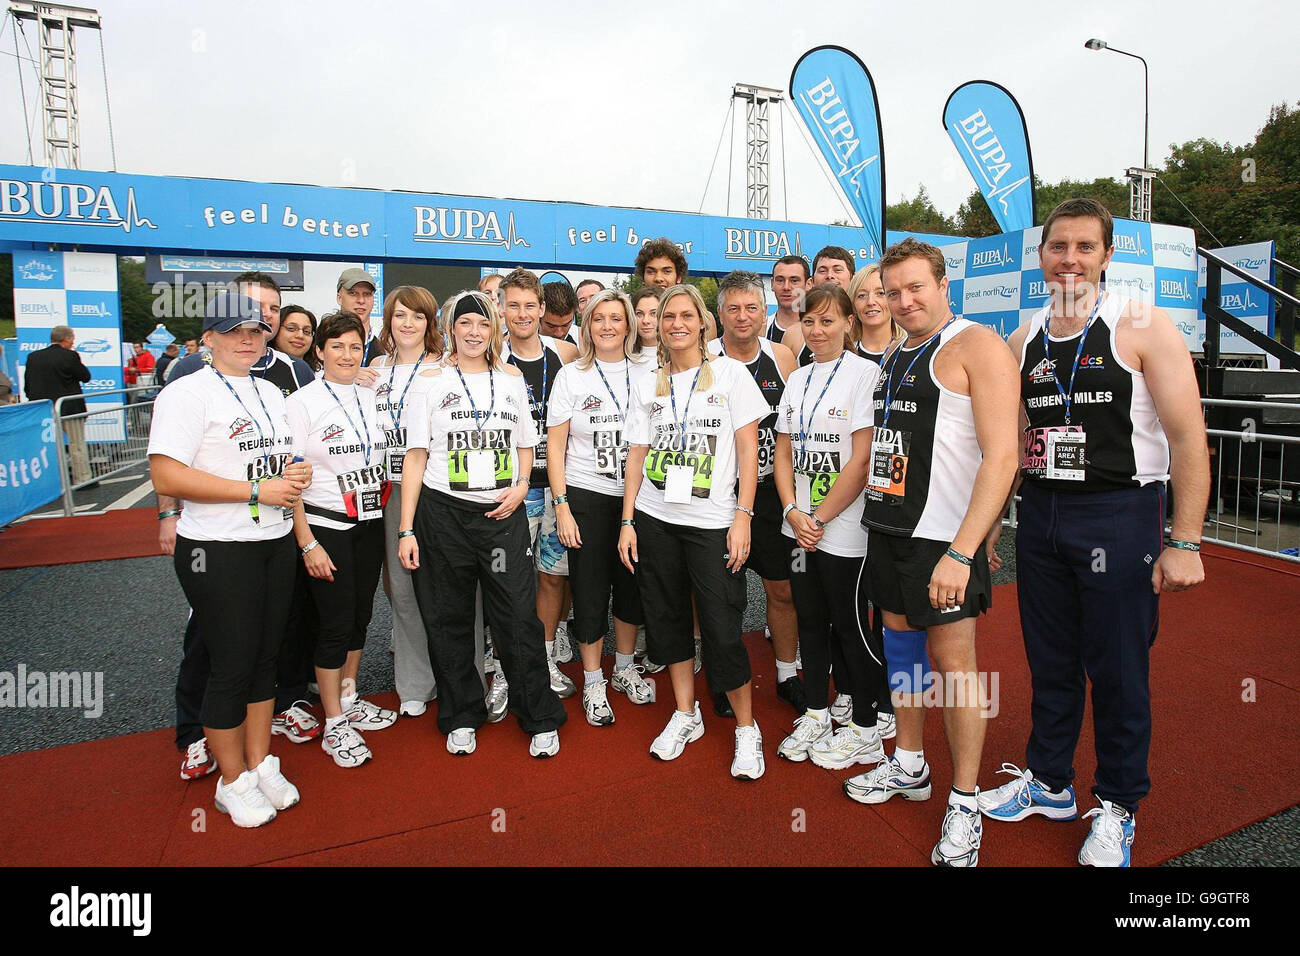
[789,549,886,717]
[174,534,296,730]
[305,520,385,671]
[566,485,644,646]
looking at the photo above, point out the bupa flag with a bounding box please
[790,46,886,256]
[943,81,1036,233]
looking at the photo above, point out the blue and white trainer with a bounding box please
[978,763,1077,822]
[931,802,982,867]
[843,755,932,804]
[1079,800,1136,867]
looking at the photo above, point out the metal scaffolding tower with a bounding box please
[732,83,783,220]
[9,1,102,169]
[1127,166,1155,223]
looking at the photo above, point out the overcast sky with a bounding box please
[1,0,1296,230]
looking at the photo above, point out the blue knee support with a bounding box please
[883,627,931,694]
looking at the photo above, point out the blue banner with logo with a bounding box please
[0,400,62,525]
[789,46,886,256]
[943,81,1035,233]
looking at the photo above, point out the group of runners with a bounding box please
[147,197,1209,867]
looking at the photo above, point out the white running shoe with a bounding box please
[809,723,886,770]
[547,653,577,699]
[877,711,896,740]
[640,654,666,675]
[931,802,983,867]
[829,693,853,726]
[530,730,560,758]
[731,722,765,780]
[610,662,656,704]
[321,720,372,768]
[344,697,397,731]
[635,626,647,657]
[485,671,509,722]
[447,727,477,756]
[214,769,277,828]
[777,711,833,762]
[650,703,705,761]
[1078,800,1136,867]
[583,679,615,727]
[553,622,574,664]
[399,700,427,717]
[843,756,933,805]
[180,737,217,781]
[253,753,300,811]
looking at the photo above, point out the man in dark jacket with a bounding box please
[23,325,92,484]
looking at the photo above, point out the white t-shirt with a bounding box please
[776,351,879,557]
[637,345,659,366]
[624,355,769,530]
[147,366,295,543]
[287,379,389,531]
[547,356,654,498]
[370,354,442,483]
[405,365,537,506]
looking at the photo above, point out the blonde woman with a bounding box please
[849,265,903,365]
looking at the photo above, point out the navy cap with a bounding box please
[203,291,271,334]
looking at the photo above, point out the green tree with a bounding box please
[885,186,958,235]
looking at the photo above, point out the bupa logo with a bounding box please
[1221,289,1260,312]
[581,394,603,412]
[1029,357,1056,384]
[798,77,879,201]
[0,179,156,232]
[1160,277,1194,302]
[70,301,111,317]
[439,392,462,410]
[724,228,802,261]
[321,423,345,442]
[412,206,530,249]
[229,418,253,439]
[17,258,56,281]
[951,110,1031,214]
[18,301,54,314]
[970,243,1014,270]
[1027,279,1049,298]
[1114,233,1148,258]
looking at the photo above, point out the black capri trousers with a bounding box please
[305,519,386,671]
[566,485,644,646]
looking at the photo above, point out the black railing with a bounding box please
[1200,247,1300,395]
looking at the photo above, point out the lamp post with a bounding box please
[1087,39,1153,221]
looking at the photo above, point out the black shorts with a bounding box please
[866,532,991,629]
[743,481,792,582]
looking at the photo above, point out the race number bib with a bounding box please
[532,434,548,475]
[1023,425,1085,480]
[447,429,513,492]
[384,427,406,479]
[247,453,293,524]
[757,426,776,480]
[645,432,716,501]
[794,449,840,513]
[867,427,909,501]
[337,464,390,521]
[593,429,627,480]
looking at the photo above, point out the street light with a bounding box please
[1085,38,1149,170]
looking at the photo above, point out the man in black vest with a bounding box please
[24,325,92,484]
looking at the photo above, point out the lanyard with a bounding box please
[453,365,495,436]
[212,366,277,464]
[880,318,955,430]
[667,361,705,452]
[384,351,426,431]
[595,358,631,419]
[506,340,549,415]
[718,337,764,387]
[323,380,373,467]
[1042,293,1106,425]
[798,351,846,459]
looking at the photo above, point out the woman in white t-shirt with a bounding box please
[355,286,444,718]
[148,291,311,828]
[631,286,663,365]
[398,291,568,758]
[287,312,396,769]
[773,283,889,769]
[618,283,770,780]
[547,290,656,726]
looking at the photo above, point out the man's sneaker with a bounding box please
[610,663,656,704]
[829,693,853,725]
[776,674,807,713]
[447,727,476,755]
[214,769,277,828]
[254,753,300,811]
[978,763,1078,822]
[547,653,577,699]
[877,712,896,740]
[530,730,561,758]
[843,756,933,805]
[731,722,765,780]
[180,738,217,781]
[553,622,574,664]
[931,802,982,867]
[399,700,427,718]
[693,637,703,674]
[271,702,322,743]
[583,679,615,727]
[485,672,509,722]
[649,703,705,761]
[777,712,832,762]
[1078,801,1136,867]
[321,720,372,768]
[809,723,886,769]
[344,697,398,731]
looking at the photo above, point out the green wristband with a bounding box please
[945,546,973,566]
[1166,539,1201,552]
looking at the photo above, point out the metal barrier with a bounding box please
[52,387,157,517]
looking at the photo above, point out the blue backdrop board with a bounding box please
[1197,241,1276,355]
[0,401,62,525]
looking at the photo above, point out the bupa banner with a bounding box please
[789,46,886,256]
[943,81,1035,233]
[0,400,63,525]
[1196,240,1276,355]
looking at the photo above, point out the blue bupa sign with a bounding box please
[0,401,62,525]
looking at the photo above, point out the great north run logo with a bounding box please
[0,179,156,232]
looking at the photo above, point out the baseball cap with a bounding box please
[337,267,376,292]
[203,291,271,334]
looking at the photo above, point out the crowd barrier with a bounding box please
[52,387,156,517]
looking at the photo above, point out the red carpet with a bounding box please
[1,546,1296,867]
[0,508,161,569]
